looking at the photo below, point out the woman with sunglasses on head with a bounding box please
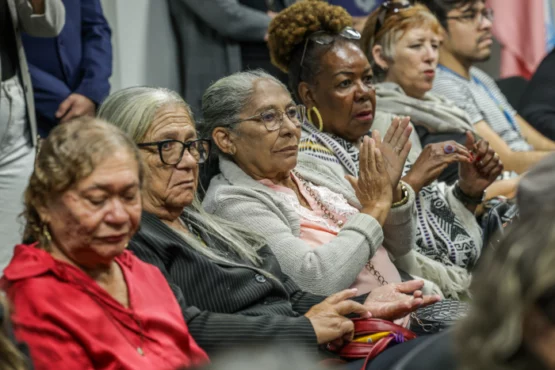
[267,0,503,298]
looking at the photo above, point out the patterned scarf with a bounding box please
[299,121,480,269]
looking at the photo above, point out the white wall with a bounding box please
[100,0,180,93]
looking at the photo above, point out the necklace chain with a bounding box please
[292,170,389,286]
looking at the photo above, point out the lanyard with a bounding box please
[437,65,518,131]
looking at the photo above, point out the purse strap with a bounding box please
[352,318,417,340]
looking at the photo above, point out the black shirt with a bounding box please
[0,0,18,81]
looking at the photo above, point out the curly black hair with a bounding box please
[267,0,354,101]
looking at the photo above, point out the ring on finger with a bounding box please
[443,144,455,154]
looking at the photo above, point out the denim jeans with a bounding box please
[0,75,34,270]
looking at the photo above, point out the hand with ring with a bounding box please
[402,139,472,193]
[458,131,504,200]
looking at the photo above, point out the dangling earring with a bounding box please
[42,224,52,244]
[307,106,324,132]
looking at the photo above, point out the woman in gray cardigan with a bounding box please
[201,70,418,298]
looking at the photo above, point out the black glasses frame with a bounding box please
[137,139,211,165]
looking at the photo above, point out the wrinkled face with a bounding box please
[306,42,376,142]
[230,79,301,180]
[385,27,441,98]
[443,0,493,63]
[43,150,142,267]
[140,104,199,212]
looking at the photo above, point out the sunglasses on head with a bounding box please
[373,1,412,39]
[299,27,361,69]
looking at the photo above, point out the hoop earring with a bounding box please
[308,106,324,132]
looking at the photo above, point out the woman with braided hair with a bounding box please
[267,0,503,299]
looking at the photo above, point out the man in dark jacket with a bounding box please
[22,0,112,137]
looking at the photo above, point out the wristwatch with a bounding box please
[453,182,485,206]
[392,182,410,208]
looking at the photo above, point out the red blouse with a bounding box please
[3,244,209,370]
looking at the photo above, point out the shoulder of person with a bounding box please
[470,66,497,85]
[296,153,350,187]
[7,274,87,322]
[202,172,279,215]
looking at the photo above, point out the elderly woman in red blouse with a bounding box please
[1,118,209,370]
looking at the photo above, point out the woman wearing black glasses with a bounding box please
[267,0,504,299]
[98,86,440,364]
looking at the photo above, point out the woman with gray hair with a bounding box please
[200,68,438,310]
[98,86,439,358]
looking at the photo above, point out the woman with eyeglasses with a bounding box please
[98,86,440,361]
[3,118,209,370]
[266,0,504,298]
[199,62,438,316]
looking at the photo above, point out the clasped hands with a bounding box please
[345,117,413,225]
[305,280,441,346]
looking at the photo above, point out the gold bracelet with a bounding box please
[392,183,409,208]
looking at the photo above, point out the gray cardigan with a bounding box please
[203,154,416,296]
[4,0,65,146]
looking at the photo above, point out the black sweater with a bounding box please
[129,211,334,356]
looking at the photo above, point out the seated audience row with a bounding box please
[6,0,555,369]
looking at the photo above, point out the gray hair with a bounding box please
[99,87,265,266]
[198,69,289,142]
[97,86,191,143]
[456,214,555,370]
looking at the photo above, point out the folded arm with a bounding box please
[474,120,550,173]
[178,0,271,41]
[210,191,383,296]
[73,0,112,105]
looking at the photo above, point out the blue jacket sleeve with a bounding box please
[73,0,112,105]
[26,62,72,123]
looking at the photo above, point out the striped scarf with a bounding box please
[299,121,480,270]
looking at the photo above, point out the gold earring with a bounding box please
[42,224,52,243]
[308,107,324,132]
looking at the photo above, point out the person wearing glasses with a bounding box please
[3,118,209,370]
[420,0,555,175]
[98,86,440,361]
[267,0,504,298]
[201,65,425,304]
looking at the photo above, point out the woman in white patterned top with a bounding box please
[265,1,503,298]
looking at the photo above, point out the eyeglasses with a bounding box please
[299,27,361,69]
[446,8,494,25]
[232,104,307,132]
[137,139,210,165]
[373,1,412,39]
